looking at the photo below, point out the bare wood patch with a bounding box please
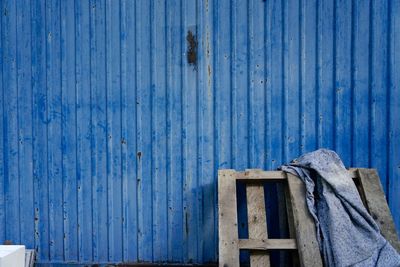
[218,170,240,267]
[357,169,400,252]
[286,173,323,267]
[246,182,270,267]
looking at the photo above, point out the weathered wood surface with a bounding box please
[218,168,398,267]
[238,238,297,250]
[246,181,270,267]
[236,170,286,180]
[236,169,358,180]
[218,170,240,267]
[286,173,323,267]
[357,169,400,252]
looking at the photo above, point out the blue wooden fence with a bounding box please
[0,0,399,264]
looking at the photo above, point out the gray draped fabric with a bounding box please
[281,149,400,267]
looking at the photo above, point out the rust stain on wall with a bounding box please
[186,30,198,67]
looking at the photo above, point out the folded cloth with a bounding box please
[281,149,400,267]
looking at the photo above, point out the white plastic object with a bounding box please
[0,245,25,267]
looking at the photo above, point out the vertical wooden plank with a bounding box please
[270,0,284,170]
[92,0,108,261]
[300,0,318,153]
[357,169,400,252]
[3,0,21,245]
[152,0,168,261]
[370,0,389,194]
[0,1,4,244]
[334,0,352,165]
[248,0,266,168]
[104,2,113,260]
[46,0,63,260]
[286,173,323,267]
[105,0,123,261]
[246,184,269,267]
[75,1,84,260]
[388,0,400,233]
[284,0,301,161]
[119,1,128,259]
[231,0,249,171]
[61,0,78,261]
[317,0,334,149]
[88,0,99,261]
[136,0,153,261]
[31,0,49,260]
[352,0,371,167]
[213,0,232,170]
[182,0,200,262]
[265,0,272,166]
[75,0,93,261]
[218,170,239,267]
[166,0,184,262]
[16,0,34,249]
[120,0,138,262]
[198,0,217,261]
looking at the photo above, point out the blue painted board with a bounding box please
[46,0,64,260]
[16,0,35,250]
[389,0,400,233]
[0,0,4,243]
[334,0,352,166]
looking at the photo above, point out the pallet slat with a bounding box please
[238,239,297,250]
[236,170,286,180]
[286,173,323,267]
[235,169,358,180]
[246,182,270,267]
[357,169,400,252]
[218,170,240,267]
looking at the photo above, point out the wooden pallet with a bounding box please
[218,168,400,267]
